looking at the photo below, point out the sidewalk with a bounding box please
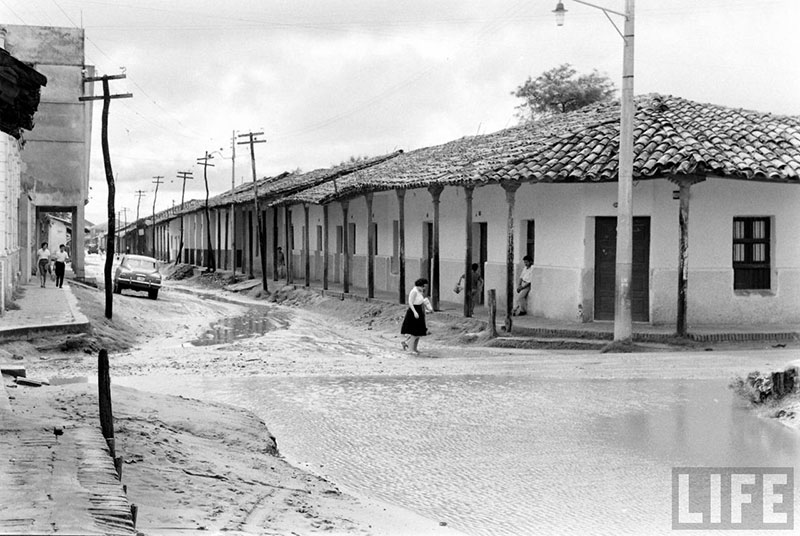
[0,280,90,341]
[269,276,800,344]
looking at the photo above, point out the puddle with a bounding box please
[191,307,290,346]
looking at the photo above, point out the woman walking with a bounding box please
[36,242,51,288]
[54,244,69,288]
[401,278,429,355]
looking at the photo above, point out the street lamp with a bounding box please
[555,0,635,342]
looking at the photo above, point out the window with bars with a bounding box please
[732,217,770,290]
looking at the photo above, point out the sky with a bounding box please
[3,0,799,226]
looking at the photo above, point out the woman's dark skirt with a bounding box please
[401,304,427,336]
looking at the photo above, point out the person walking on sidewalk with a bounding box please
[401,278,429,355]
[54,244,69,288]
[36,242,51,288]
[513,255,534,316]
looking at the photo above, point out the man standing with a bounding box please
[513,255,534,316]
[276,246,286,279]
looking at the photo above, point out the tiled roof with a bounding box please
[490,94,800,184]
[278,94,800,206]
[277,102,616,205]
[207,150,404,209]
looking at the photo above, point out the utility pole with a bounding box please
[175,170,193,266]
[134,190,146,254]
[120,207,129,254]
[151,176,164,259]
[197,151,216,272]
[80,72,132,319]
[229,130,236,275]
[237,131,267,292]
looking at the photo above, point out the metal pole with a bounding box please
[613,0,635,342]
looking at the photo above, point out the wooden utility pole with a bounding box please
[175,171,193,266]
[229,131,236,274]
[134,190,146,254]
[237,131,268,292]
[197,151,217,272]
[151,176,164,258]
[134,190,146,222]
[79,72,132,319]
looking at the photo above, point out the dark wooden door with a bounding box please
[594,217,650,321]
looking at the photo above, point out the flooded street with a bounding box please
[116,372,800,536]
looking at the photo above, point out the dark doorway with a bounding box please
[470,222,488,305]
[422,222,433,281]
[594,217,650,321]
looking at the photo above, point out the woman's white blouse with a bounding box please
[408,286,425,305]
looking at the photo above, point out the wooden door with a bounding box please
[594,217,650,321]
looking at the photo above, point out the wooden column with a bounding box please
[323,204,330,290]
[284,206,293,284]
[341,199,350,294]
[463,185,474,317]
[304,204,310,287]
[365,193,375,299]
[272,207,279,281]
[428,185,444,311]
[502,182,521,333]
[396,190,406,304]
[673,176,705,337]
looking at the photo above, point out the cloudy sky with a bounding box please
[3,0,799,225]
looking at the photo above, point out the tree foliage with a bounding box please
[513,64,616,121]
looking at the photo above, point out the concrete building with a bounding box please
[0,30,47,314]
[3,24,93,283]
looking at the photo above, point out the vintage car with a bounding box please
[113,254,162,299]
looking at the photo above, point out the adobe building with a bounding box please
[2,24,93,282]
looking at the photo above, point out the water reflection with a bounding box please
[115,375,800,536]
[191,308,289,346]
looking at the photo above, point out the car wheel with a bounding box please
[148,289,159,300]
[113,282,121,294]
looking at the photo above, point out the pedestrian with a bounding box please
[400,278,429,355]
[276,246,286,279]
[513,255,534,316]
[456,263,484,316]
[54,244,70,288]
[36,242,51,288]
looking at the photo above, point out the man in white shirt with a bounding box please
[54,244,70,288]
[513,255,534,316]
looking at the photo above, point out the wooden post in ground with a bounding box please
[98,349,115,460]
[365,193,375,299]
[341,199,350,294]
[304,204,310,287]
[672,176,705,337]
[488,289,498,338]
[396,190,406,304]
[502,182,520,333]
[428,185,444,310]
[463,186,474,317]
[323,204,329,290]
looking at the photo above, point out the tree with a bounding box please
[513,64,616,121]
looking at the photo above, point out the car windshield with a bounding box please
[125,259,157,271]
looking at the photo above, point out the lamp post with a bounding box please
[554,0,635,342]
